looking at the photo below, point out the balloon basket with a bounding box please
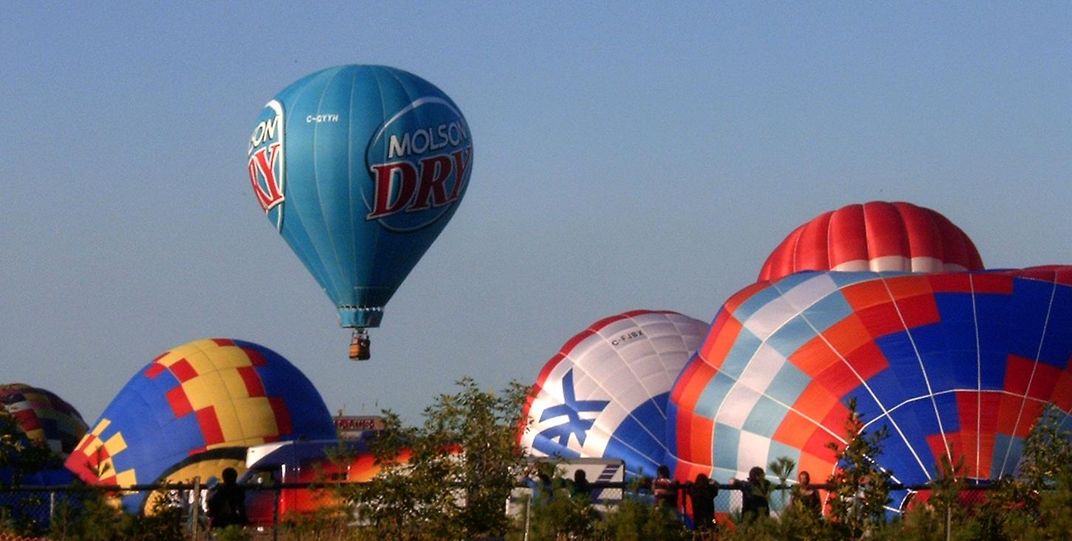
[349,329,371,361]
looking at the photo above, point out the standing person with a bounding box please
[732,466,771,523]
[207,467,247,530]
[790,470,822,516]
[688,473,718,537]
[652,464,678,511]
[571,469,592,500]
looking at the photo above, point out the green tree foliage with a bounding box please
[971,404,1072,541]
[0,414,56,486]
[346,378,530,540]
[824,397,892,540]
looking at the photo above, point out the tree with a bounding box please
[978,404,1072,540]
[824,398,892,539]
[347,378,531,540]
[0,414,55,485]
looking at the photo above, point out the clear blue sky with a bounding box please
[2,2,1069,424]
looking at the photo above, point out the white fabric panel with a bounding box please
[737,431,772,473]
[521,311,710,461]
[736,343,786,396]
[744,274,837,340]
[716,384,762,429]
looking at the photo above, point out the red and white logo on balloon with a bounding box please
[364,97,472,232]
[247,100,286,230]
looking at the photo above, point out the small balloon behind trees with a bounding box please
[520,310,708,479]
[667,267,1072,513]
[247,65,473,360]
[65,338,337,512]
[0,383,88,457]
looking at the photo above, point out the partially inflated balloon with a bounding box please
[0,383,87,456]
[521,311,708,478]
[758,202,983,282]
[247,65,472,336]
[668,267,1072,512]
[65,339,336,512]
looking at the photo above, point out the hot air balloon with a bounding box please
[758,202,983,282]
[247,65,473,360]
[0,383,87,456]
[520,310,708,478]
[668,267,1072,513]
[65,338,337,512]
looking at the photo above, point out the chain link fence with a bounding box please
[0,480,1002,539]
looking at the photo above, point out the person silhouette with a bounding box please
[207,467,247,529]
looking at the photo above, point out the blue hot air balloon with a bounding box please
[247,65,473,359]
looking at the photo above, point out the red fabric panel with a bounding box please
[828,204,868,268]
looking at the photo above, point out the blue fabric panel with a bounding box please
[610,398,667,466]
[910,324,963,394]
[742,395,788,438]
[768,315,819,358]
[802,293,855,334]
[990,433,1023,479]
[1005,279,1054,362]
[773,271,826,291]
[865,369,912,415]
[693,372,737,420]
[932,392,961,433]
[1037,282,1072,367]
[531,432,581,460]
[827,271,878,288]
[731,286,787,323]
[869,414,933,484]
[875,332,930,399]
[718,329,763,379]
[974,293,1011,390]
[766,362,811,406]
[712,424,741,471]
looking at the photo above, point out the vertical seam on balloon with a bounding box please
[970,274,982,479]
[879,275,946,481]
[890,204,908,272]
[314,68,347,306]
[591,313,671,471]
[999,278,1057,477]
[347,68,358,299]
[367,68,408,297]
[863,204,875,269]
[284,70,343,310]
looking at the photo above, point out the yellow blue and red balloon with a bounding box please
[64,338,336,512]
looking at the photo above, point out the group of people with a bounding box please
[652,464,823,534]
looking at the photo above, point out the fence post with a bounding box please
[273,482,281,541]
[191,476,201,541]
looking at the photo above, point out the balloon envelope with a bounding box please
[65,339,337,512]
[521,310,708,478]
[247,65,472,329]
[759,201,983,282]
[669,267,1072,512]
[0,383,87,456]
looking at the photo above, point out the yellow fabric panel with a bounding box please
[210,398,244,444]
[219,368,252,400]
[114,468,138,487]
[236,396,278,440]
[103,432,127,456]
[181,371,227,411]
[90,418,111,436]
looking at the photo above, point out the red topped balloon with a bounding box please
[758,202,983,282]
